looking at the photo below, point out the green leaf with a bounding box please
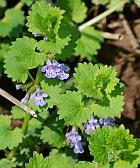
[0,159,16,168]
[25,152,47,168]
[0,8,24,37]
[113,160,131,168]
[41,113,65,147]
[56,23,79,60]
[58,0,87,23]
[11,106,26,119]
[75,27,103,60]
[74,63,119,98]
[107,0,126,11]
[22,0,34,6]
[88,125,136,165]
[4,53,28,83]
[28,110,49,136]
[38,35,70,55]
[25,151,74,168]
[0,115,23,150]
[9,37,45,69]
[74,161,96,168]
[26,1,64,38]
[92,0,109,5]
[0,0,6,7]
[134,0,140,7]
[57,91,92,126]
[41,80,62,108]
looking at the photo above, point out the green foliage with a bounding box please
[41,113,65,147]
[25,152,74,168]
[4,36,45,83]
[113,160,131,168]
[88,125,136,165]
[11,106,26,119]
[26,1,64,39]
[0,8,24,37]
[74,63,124,118]
[57,0,87,23]
[38,35,70,55]
[75,27,103,60]
[0,0,6,7]
[74,161,96,168]
[57,91,92,126]
[0,159,16,168]
[0,115,23,150]
[22,0,34,6]
[134,0,140,7]
[41,80,62,108]
[92,0,109,5]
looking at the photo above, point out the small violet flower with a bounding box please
[43,36,48,41]
[16,84,22,90]
[99,116,115,127]
[30,88,48,106]
[21,94,29,104]
[41,59,70,80]
[65,127,84,154]
[34,32,40,37]
[84,116,100,135]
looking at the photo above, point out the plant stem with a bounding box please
[14,1,24,9]
[34,66,42,86]
[21,113,31,135]
[78,0,128,32]
[7,113,31,160]
[28,72,35,81]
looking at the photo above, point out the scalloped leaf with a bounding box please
[11,106,26,119]
[22,0,34,6]
[41,113,65,147]
[0,8,24,37]
[57,91,92,126]
[26,1,64,39]
[57,0,87,23]
[4,53,28,83]
[0,115,23,150]
[113,160,131,168]
[41,80,62,108]
[0,159,16,168]
[88,125,136,165]
[74,63,120,98]
[38,35,70,55]
[74,161,96,168]
[25,152,74,168]
[9,37,45,69]
[75,27,103,60]
[56,23,79,60]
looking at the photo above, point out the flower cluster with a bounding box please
[83,116,100,135]
[41,59,70,80]
[65,127,84,154]
[84,115,115,135]
[30,88,48,106]
[99,116,115,127]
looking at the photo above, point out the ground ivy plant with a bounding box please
[1,0,140,168]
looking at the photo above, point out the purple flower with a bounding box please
[73,142,84,154]
[21,94,29,104]
[34,32,40,37]
[30,88,48,106]
[43,36,48,41]
[41,59,69,80]
[84,116,100,135]
[99,116,115,127]
[16,84,22,90]
[65,128,84,154]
